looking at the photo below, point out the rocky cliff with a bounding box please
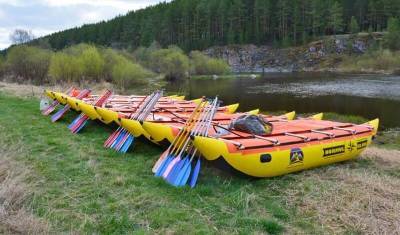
[204,33,384,73]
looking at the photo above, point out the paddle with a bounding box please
[109,93,158,151]
[153,98,205,174]
[171,97,219,187]
[105,90,163,153]
[162,102,210,180]
[42,87,75,116]
[68,89,112,133]
[154,105,205,177]
[163,99,215,183]
[50,89,91,122]
[104,92,156,148]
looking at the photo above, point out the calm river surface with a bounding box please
[164,73,400,130]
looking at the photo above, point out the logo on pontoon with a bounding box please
[347,141,356,152]
[357,140,368,150]
[289,148,304,165]
[323,145,345,158]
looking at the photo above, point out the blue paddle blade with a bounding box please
[115,133,127,151]
[75,119,88,133]
[172,160,191,187]
[68,115,81,129]
[110,130,126,149]
[189,158,201,188]
[178,159,194,186]
[119,135,131,153]
[51,105,70,122]
[117,133,131,152]
[120,135,134,153]
[155,155,173,177]
[165,157,186,182]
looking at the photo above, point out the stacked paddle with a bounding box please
[68,89,112,133]
[153,96,219,188]
[50,89,91,122]
[104,90,163,153]
[42,87,75,116]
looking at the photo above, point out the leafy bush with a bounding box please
[63,43,93,56]
[79,46,105,80]
[149,47,189,80]
[48,52,83,83]
[190,51,230,75]
[133,41,161,67]
[6,45,52,84]
[384,17,400,50]
[161,51,189,80]
[102,48,125,81]
[111,58,153,89]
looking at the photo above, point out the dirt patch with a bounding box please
[0,135,50,234]
[363,146,400,167]
[288,147,400,234]
[0,81,118,99]
[0,80,165,99]
[0,81,48,98]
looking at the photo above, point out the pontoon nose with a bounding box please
[120,118,151,140]
[66,96,80,111]
[53,92,64,103]
[78,102,100,120]
[192,136,229,161]
[94,106,119,124]
[224,103,239,114]
[142,121,176,143]
[44,90,55,99]
[310,113,324,120]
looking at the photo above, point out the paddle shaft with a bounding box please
[175,98,217,159]
[168,102,207,157]
[152,98,205,172]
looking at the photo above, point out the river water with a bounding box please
[164,73,400,130]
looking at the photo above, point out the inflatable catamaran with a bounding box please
[42,88,378,187]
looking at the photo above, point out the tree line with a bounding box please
[0,43,230,87]
[37,0,400,51]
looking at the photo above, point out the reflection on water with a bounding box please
[164,73,400,129]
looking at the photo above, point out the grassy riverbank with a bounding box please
[1,90,399,234]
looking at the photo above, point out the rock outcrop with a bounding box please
[203,33,383,73]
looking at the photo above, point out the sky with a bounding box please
[0,0,168,49]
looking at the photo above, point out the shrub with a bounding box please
[63,43,93,56]
[384,17,400,50]
[149,47,189,80]
[79,46,105,80]
[48,52,83,83]
[133,41,161,67]
[6,45,51,84]
[160,51,189,80]
[111,59,152,89]
[190,51,230,75]
[102,48,125,81]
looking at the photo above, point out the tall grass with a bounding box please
[0,132,49,234]
[339,49,400,73]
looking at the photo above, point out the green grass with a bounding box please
[374,129,400,150]
[323,112,368,124]
[0,92,301,234]
[1,92,398,234]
